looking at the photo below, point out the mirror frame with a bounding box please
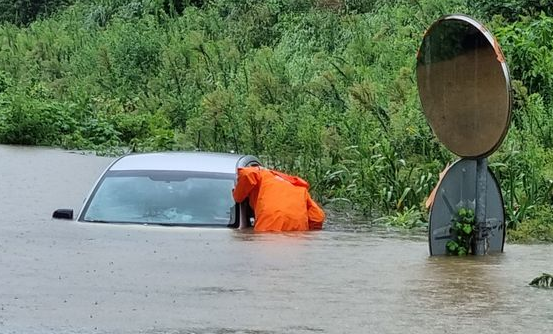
[52,208,74,220]
[416,14,512,158]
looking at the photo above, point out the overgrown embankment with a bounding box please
[1,0,552,241]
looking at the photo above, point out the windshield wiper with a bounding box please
[84,219,115,224]
[83,219,229,228]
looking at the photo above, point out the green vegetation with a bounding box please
[507,205,553,243]
[0,0,73,26]
[0,0,552,236]
[446,208,475,256]
[529,273,553,288]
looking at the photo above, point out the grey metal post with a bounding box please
[474,158,488,255]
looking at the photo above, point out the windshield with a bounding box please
[81,170,236,226]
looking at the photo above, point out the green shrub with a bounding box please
[0,94,75,145]
[0,0,74,25]
[508,205,553,243]
[494,14,553,104]
[446,208,475,256]
[0,0,552,232]
[470,0,553,21]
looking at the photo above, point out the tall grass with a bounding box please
[0,0,552,232]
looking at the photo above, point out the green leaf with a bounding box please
[446,241,458,251]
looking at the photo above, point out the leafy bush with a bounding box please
[493,14,553,104]
[0,93,75,145]
[0,0,552,234]
[446,208,475,256]
[0,0,74,25]
[470,0,553,21]
[508,205,553,243]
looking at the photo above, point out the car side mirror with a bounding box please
[53,209,74,220]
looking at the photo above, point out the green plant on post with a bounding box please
[446,208,475,256]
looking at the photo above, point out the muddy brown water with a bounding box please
[0,145,552,334]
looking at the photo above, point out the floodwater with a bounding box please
[0,145,552,334]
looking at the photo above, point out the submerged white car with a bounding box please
[53,152,261,228]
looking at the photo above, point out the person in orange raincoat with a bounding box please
[232,167,325,232]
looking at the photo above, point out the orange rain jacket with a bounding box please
[232,167,325,232]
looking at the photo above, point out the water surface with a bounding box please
[0,145,551,334]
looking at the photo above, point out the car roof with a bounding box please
[109,152,260,174]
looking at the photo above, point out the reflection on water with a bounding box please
[0,145,552,334]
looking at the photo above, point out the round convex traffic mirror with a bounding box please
[416,15,511,158]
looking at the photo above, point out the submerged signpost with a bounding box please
[416,15,512,255]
